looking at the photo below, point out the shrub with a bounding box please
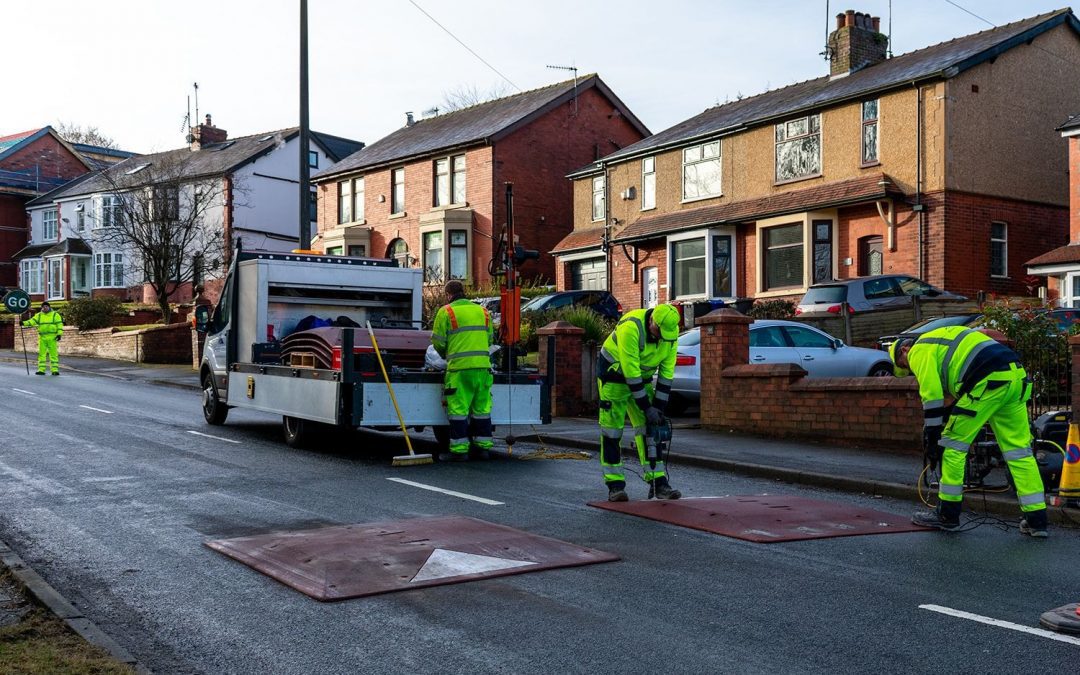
[747,299,796,320]
[65,296,125,330]
[522,306,616,351]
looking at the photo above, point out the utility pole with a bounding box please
[298,0,311,249]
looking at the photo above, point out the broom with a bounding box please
[365,321,433,466]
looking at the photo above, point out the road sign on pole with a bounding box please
[2,289,30,314]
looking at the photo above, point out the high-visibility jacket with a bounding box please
[431,298,493,371]
[907,326,1020,430]
[23,309,64,337]
[599,308,677,411]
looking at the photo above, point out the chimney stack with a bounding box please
[828,8,888,77]
[189,113,229,151]
[405,112,415,127]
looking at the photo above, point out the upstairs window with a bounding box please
[434,154,465,207]
[308,190,318,222]
[308,150,319,168]
[452,155,466,205]
[153,186,179,221]
[338,180,352,224]
[641,157,656,210]
[391,168,405,214]
[991,221,1008,277]
[592,175,605,221]
[353,177,365,221]
[682,141,721,200]
[98,195,122,229]
[862,100,879,165]
[42,209,58,241]
[775,114,821,182]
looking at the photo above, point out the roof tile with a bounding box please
[1027,244,1080,267]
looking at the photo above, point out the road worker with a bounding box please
[22,301,63,376]
[431,280,494,461]
[891,327,1047,536]
[597,303,682,501]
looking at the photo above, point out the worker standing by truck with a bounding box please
[22,301,63,375]
[431,280,495,461]
[597,303,682,502]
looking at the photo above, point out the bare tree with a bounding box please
[91,153,237,323]
[55,121,118,149]
[440,82,513,112]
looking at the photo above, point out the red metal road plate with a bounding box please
[205,515,619,601]
[588,495,932,542]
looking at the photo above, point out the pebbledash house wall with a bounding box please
[317,86,645,285]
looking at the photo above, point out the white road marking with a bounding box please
[12,388,36,395]
[411,548,535,582]
[386,477,504,505]
[81,476,135,483]
[919,604,1080,646]
[186,430,241,444]
[79,405,114,414]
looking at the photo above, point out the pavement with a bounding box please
[2,347,1057,523]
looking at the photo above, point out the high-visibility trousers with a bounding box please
[37,335,59,374]
[938,364,1046,514]
[598,379,666,485]
[444,368,493,455]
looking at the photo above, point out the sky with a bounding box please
[1,0,1072,153]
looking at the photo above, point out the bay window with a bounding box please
[668,228,736,299]
[19,259,44,295]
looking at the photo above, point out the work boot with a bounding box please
[35,371,45,375]
[1020,511,1049,539]
[438,452,469,463]
[912,509,960,532]
[607,483,629,502]
[648,477,681,500]
[470,446,491,461]
[51,371,59,376]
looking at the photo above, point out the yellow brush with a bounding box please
[365,321,433,467]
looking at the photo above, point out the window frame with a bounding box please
[353,176,365,222]
[858,235,884,276]
[591,175,605,222]
[422,230,444,281]
[451,154,466,205]
[97,195,121,229]
[308,150,319,169]
[20,259,44,295]
[391,168,405,215]
[42,208,58,241]
[774,113,823,184]
[990,221,1008,278]
[666,227,738,300]
[448,229,468,280]
[337,179,352,224]
[812,219,834,284]
[75,203,86,233]
[93,252,125,289]
[761,222,805,292]
[641,156,656,211]
[681,141,722,202]
[861,99,880,167]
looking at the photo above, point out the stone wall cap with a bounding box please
[721,363,807,377]
[536,320,587,335]
[696,308,752,325]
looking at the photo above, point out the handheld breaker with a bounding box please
[645,418,673,497]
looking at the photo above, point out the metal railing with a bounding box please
[1016,336,1072,421]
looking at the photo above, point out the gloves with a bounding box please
[923,426,943,471]
[55,335,61,342]
[645,406,663,427]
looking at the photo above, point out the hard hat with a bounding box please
[652,304,681,341]
[889,336,915,377]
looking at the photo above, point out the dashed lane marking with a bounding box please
[79,405,114,414]
[11,388,36,395]
[186,430,241,444]
[919,604,1080,646]
[386,477,504,506]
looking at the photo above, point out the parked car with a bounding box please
[876,313,985,351]
[670,320,894,413]
[520,290,622,320]
[1050,308,1080,332]
[796,275,966,315]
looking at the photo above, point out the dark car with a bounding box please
[876,313,984,350]
[520,290,623,320]
[797,275,966,315]
[1049,308,1080,332]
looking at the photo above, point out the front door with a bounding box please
[47,258,65,300]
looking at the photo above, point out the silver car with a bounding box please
[796,275,966,315]
[670,320,894,412]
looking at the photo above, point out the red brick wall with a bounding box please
[1072,137,1080,243]
[0,195,28,287]
[0,320,12,349]
[0,134,87,185]
[537,321,589,416]
[494,87,647,283]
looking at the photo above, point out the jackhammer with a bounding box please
[646,418,673,499]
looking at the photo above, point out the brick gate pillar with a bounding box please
[1070,335,1080,415]
[538,321,586,417]
[696,309,752,426]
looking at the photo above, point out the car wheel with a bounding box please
[867,363,893,377]
[283,416,309,448]
[202,372,228,425]
[665,394,689,417]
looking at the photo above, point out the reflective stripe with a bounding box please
[925,416,944,426]
[955,339,996,384]
[1018,492,1045,507]
[472,436,492,444]
[938,329,975,393]
[940,437,968,451]
[472,414,491,421]
[600,427,623,439]
[656,377,673,387]
[939,483,964,496]
[447,350,490,360]
[917,338,953,347]
[617,316,646,351]
[631,389,648,399]
[448,415,468,422]
[445,305,459,330]
[625,377,644,386]
[654,390,670,402]
[447,325,488,335]
[632,426,647,437]
[449,437,469,445]
[432,335,447,345]
[923,399,945,411]
[600,346,617,362]
[1002,447,1033,461]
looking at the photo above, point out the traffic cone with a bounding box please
[1058,423,1080,502]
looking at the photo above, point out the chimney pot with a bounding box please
[836,13,845,30]
[872,16,881,32]
[829,8,888,77]
[845,9,855,27]
[405,112,415,126]
[205,113,212,127]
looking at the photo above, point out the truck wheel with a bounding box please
[283,416,309,448]
[432,425,450,451]
[202,373,228,425]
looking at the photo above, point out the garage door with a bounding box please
[570,258,607,290]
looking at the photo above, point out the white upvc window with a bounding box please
[19,259,44,295]
[991,221,1008,278]
[641,156,656,210]
[775,113,822,183]
[1062,272,1080,309]
[391,168,405,214]
[682,141,721,201]
[434,154,466,207]
[667,228,737,300]
[591,175,605,221]
[94,252,125,288]
[97,195,122,229]
[338,180,352,224]
[353,176,365,222]
[42,209,58,241]
[75,202,86,233]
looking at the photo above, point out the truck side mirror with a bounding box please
[194,305,211,333]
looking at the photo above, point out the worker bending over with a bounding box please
[597,303,682,502]
[891,327,1047,536]
[23,301,63,376]
[431,280,494,461]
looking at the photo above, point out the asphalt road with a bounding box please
[0,360,1078,674]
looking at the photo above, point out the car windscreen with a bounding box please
[521,295,552,312]
[678,330,700,347]
[801,286,846,304]
[903,314,979,334]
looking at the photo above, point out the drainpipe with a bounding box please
[915,83,924,279]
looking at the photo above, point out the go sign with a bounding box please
[2,289,30,314]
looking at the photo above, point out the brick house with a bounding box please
[311,76,649,285]
[0,127,132,287]
[553,8,1080,312]
[18,117,362,304]
[1026,115,1080,306]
